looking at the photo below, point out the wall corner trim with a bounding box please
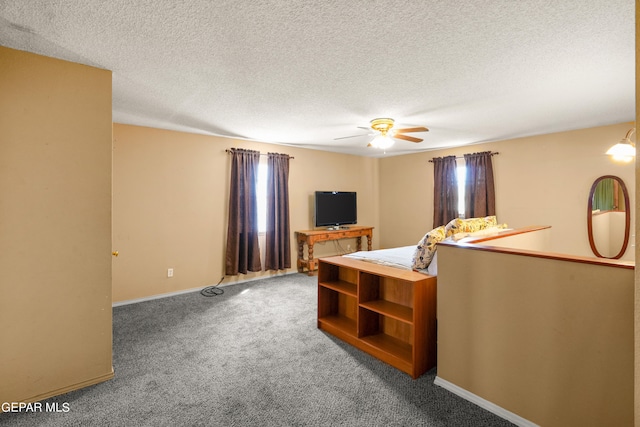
[433,376,539,427]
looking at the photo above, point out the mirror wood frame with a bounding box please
[587,175,630,259]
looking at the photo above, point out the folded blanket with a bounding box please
[343,245,437,275]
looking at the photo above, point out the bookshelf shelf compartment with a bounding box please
[318,314,357,337]
[317,256,437,379]
[319,279,357,297]
[361,333,413,365]
[359,300,413,324]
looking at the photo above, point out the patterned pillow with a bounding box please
[444,218,458,237]
[412,226,446,270]
[446,215,498,236]
[484,215,498,228]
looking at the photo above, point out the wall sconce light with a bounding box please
[606,128,635,162]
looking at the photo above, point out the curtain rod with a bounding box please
[225,149,294,159]
[428,151,499,163]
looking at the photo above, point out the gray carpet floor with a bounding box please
[1,273,514,426]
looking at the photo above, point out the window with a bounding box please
[434,152,494,226]
[256,161,268,233]
[456,158,466,218]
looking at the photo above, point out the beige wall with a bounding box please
[437,240,634,426]
[634,4,639,425]
[112,124,380,302]
[0,47,113,402]
[379,123,636,260]
[113,121,637,338]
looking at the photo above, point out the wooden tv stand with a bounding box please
[295,226,373,275]
[317,256,437,379]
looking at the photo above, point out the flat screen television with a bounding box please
[314,191,357,228]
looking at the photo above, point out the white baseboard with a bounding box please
[112,270,298,307]
[433,376,539,427]
[112,286,206,307]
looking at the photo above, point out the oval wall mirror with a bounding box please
[587,175,630,259]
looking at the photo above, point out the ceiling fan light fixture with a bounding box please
[370,118,395,149]
[371,134,394,149]
[370,118,395,136]
[606,128,636,162]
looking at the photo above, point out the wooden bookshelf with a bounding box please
[317,256,437,379]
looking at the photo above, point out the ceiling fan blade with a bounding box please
[334,133,371,140]
[394,134,423,143]
[394,126,429,134]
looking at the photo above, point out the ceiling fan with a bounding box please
[336,118,429,149]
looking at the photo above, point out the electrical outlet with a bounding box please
[167,268,174,278]
[347,244,351,252]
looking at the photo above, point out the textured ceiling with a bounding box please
[0,0,635,157]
